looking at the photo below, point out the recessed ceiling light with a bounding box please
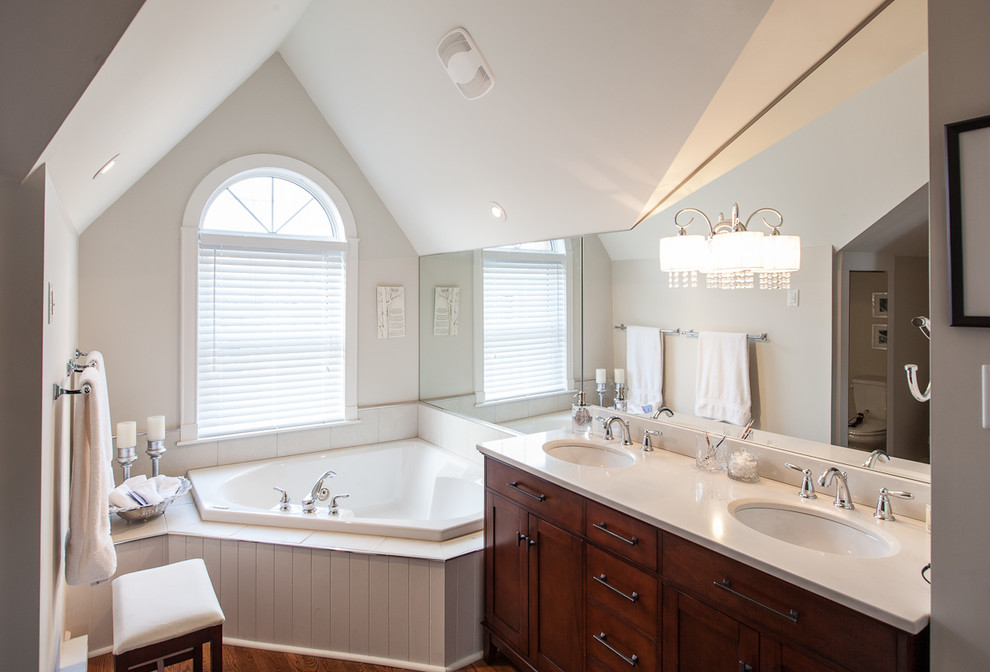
[93,154,120,179]
[489,202,506,222]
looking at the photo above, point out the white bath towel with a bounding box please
[84,350,105,373]
[694,331,752,427]
[66,362,117,585]
[626,326,664,412]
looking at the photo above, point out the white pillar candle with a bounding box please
[116,421,137,448]
[614,368,625,385]
[596,368,606,384]
[147,415,166,442]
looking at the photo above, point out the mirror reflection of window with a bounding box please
[480,240,568,403]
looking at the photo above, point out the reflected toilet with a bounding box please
[848,376,886,451]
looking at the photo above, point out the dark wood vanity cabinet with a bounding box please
[482,457,928,672]
[484,459,585,672]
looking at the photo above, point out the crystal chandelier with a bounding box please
[658,203,800,289]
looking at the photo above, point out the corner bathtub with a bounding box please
[187,439,483,542]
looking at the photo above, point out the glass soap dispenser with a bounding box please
[572,391,592,438]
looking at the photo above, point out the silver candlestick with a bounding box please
[146,439,167,477]
[614,383,627,412]
[116,444,137,481]
[596,382,607,407]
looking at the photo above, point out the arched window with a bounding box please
[181,156,357,440]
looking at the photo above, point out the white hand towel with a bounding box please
[626,326,664,411]
[130,479,164,506]
[84,351,105,373]
[66,362,118,585]
[694,332,752,426]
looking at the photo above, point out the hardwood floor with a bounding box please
[88,645,515,672]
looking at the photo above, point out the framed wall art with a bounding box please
[947,113,990,326]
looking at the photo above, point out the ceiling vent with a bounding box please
[437,27,494,100]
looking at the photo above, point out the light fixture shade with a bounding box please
[711,231,764,271]
[659,235,708,272]
[763,234,801,272]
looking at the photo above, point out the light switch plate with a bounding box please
[786,289,799,307]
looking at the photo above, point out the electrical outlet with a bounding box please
[786,289,799,307]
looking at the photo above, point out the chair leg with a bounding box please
[210,624,223,671]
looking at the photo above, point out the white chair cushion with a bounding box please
[112,558,225,655]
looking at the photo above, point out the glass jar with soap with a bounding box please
[727,447,759,482]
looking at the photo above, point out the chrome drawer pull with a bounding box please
[593,632,638,666]
[714,579,799,623]
[592,521,639,546]
[506,481,546,502]
[592,573,640,603]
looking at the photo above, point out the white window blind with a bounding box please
[197,239,346,437]
[482,249,568,402]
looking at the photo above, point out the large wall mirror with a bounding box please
[419,16,930,482]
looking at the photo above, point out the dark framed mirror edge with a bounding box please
[946,113,990,327]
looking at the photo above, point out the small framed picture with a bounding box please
[872,324,888,350]
[872,292,888,318]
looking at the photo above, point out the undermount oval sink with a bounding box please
[729,500,894,558]
[542,439,637,468]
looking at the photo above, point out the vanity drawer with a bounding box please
[661,532,901,672]
[485,458,583,532]
[586,500,659,570]
[586,545,658,638]
[587,600,659,672]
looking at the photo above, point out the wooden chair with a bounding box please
[111,558,225,672]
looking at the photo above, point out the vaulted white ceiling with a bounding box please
[25,0,924,255]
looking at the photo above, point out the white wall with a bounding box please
[78,54,419,438]
[929,1,990,667]
[41,175,78,672]
[0,168,78,672]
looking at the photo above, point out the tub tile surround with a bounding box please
[477,419,932,634]
[111,403,424,483]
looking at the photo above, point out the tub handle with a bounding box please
[506,481,546,502]
[329,493,350,516]
[273,486,291,512]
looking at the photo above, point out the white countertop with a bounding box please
[477,429,931,634]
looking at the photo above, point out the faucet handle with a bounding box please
[597,416,613,440]
[273,486,291,512]
[642,429,662,452]
[784,463,817,499]
[874,487,914,521]
[329,493,350,516]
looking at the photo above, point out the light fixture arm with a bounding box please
[744,207,784,234]
[673,207,715,236]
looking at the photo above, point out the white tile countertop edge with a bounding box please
[109,492,484,562]
[477,429,931,634]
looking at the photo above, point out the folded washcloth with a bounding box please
[152,475,182,499]
[109,474,183,508]
[109,476,149,509]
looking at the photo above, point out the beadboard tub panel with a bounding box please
[67,535,483,669]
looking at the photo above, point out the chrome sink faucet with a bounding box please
[302,470,337,513]
[862,449,890,469]
[652,406,674,418]
[784,463,817,499]
[818,467,854,509]
[642,429,662,452]
[603,416,633,446]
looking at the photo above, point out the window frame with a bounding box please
[473,239,576,405]
[180,154,359,442]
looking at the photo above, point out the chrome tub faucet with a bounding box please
[302,470,337,513]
